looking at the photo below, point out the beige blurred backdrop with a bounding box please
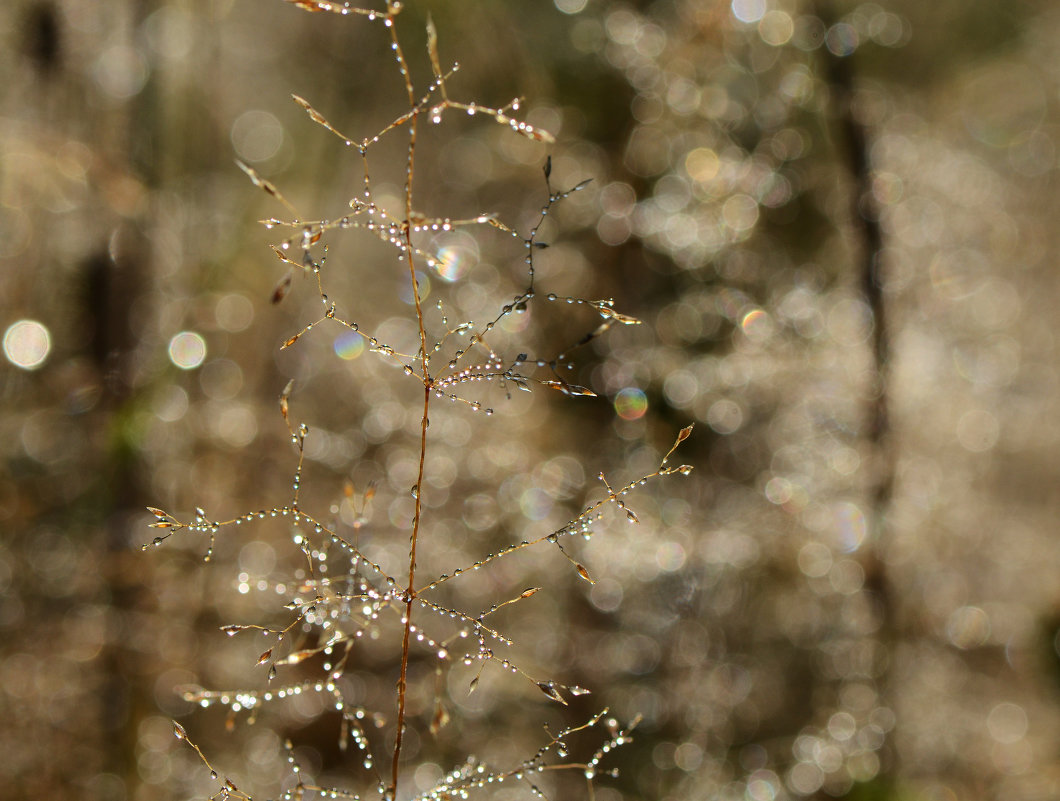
[2,1,1060,800]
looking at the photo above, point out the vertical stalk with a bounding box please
[392,382,429,797]
[387,5,431,796]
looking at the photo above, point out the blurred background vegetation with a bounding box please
[3,0,1060,799]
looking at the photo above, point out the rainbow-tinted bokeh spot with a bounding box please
[333,330,365,360]
[431,230,479,283]
[614,387,648,420]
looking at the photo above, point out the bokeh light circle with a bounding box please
[740,308,773,341]
[987,702,1028,744]
[168,331,207,370]
[835,501,867,553]
[430,230,479,283]
[614,387,648,420]
[231,110,285,162]
[722,193,760,231]
[825,22,859,56]
[731,0,766,25]
[956,409,1000,452]
[400,270,431,305]
[554,0,587,14]
[758,10,794,46]
[3,319,51,370]
[215,293,255,332]
[334,330,365,360]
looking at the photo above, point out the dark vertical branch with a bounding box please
[82,231,151,795]
[85,1,161,789]
[816,0,899,782]
[817,6,890,468]
[22,2,63,77]
[816,1,894,543]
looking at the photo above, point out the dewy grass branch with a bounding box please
[145,3,692,800]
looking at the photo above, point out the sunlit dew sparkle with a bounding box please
[614,387,648,420]
[168,331,207,370]
[731,0,767,24]
[3,319,51,369]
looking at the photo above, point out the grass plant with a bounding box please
[144,2,691,799]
